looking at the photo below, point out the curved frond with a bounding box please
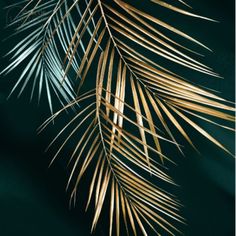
[3,0,235,235]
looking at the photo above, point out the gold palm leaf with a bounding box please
[2,0,234,235]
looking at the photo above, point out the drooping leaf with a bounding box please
[3,0,235,235]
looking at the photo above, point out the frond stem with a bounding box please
[96,107,130,198]
[97,0,164,205]
[98,0,158,99]
[95,94,138,208]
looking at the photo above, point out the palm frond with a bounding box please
[42,87,184,235]
[3,0,235,235]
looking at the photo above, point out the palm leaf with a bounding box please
[2,0,235,235]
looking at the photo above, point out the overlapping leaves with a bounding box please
[2,0,234,235]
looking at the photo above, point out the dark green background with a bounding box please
[0,0,234,235]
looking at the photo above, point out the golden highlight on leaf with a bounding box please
[2,0,235,235]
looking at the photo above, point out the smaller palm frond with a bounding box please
[3,0,235,235]
[2,0,79,112]
[40,86,184,236]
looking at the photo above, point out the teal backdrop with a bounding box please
[0,0,234,235]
